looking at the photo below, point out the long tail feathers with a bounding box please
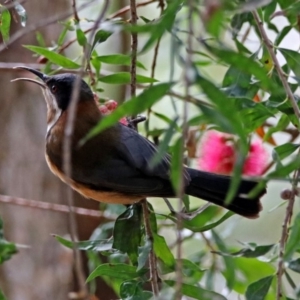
[185,169,266,219]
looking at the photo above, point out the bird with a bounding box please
[12,67,266,219]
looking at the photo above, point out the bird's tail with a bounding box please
[185,168,265,219]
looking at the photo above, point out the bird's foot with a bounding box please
[127,115,147,128]
[163,198,211,221]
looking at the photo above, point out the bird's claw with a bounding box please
[127,115,147,128]
[163,198,211,221]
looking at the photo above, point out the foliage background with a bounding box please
[0,0,300,299]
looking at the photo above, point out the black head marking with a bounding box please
[45,74,94,110]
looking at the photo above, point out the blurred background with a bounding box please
[0,0,298,299]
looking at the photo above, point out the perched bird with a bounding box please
[13,67,265,218]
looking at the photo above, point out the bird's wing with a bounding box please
[71,124,189,196]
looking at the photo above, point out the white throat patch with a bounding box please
[42,88,62,134]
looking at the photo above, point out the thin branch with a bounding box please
[129,1,159,296]
[141,201,159,296]
[72,0,80,23]
[252,10,300,300]
[130,0,138,110]
[109,0,156,19]
[0,194,113,218]
[174,2,193,299]
[62,1,110,298]
[167,90,213,108]
[252,11,300,119]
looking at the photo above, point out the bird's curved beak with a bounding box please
[11,66,49,89]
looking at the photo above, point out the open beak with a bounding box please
[11,66,49,89]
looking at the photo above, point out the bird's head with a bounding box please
[12,67,94,132]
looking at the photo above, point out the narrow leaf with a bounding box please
[245,275,274,300]
[284,212,300,261]
[86,263,147,282]
[170,137,183,195]
[54,235,113,252]
[288,258,300,273]
[280,48,300,78]
[24,45,80,69]
[273,143,300,161]
[165,280,227,300]
[214,244,274,258]
[98,72,157,84]
[112,205,143,265]
[96,54,146,69]
[153,233,175,268]
[0,7,11,43]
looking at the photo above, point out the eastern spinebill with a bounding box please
[13,67,266,218]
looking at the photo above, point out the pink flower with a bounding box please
[98,100,128,126]
[197,131,268,176]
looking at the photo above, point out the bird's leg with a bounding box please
[127,115,147,128]
[163,198,211,221]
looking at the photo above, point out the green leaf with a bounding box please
[91,29,114,51]
[0,218,17,264]
[0,289,7,300]
[275,26,292,46]
[98,72,157,84]
[207,45,278,93]
[170,137,184,195]
[284,213,300,261]
[153,233,175,268]
[86,263,147,282]
[82,82,173,142]
[214,243,275,258]
[120,280,153,300]
[279,48,300,78]
[288,258,300,273]
[138,0,182,53]
[165,206,233,232]
[24,45,80,69]
[267,156,300,178]
[222,64,258,98]
[245,275,274,300]
[76,25,87,46]
[0,7,11,43]
[113,205,143,265]
[54,235,113,252]
[273,143,300,161]
[180,259,205,283]
[165,280,227,300]
[96,54,146,69]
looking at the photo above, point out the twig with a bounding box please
[141,201,159,296]
[0,1,96,52]
[109,0,156,19]
[62,1,110,298]
[252,11,300,119]
[72,0,80,23]
[167,90,213,107]
[174,2,193,299]
[0,194,112,218]
[252,10,300,300]
[129,1,159,296]
[130,0,138,122]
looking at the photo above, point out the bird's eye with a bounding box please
[51,85,57,93]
